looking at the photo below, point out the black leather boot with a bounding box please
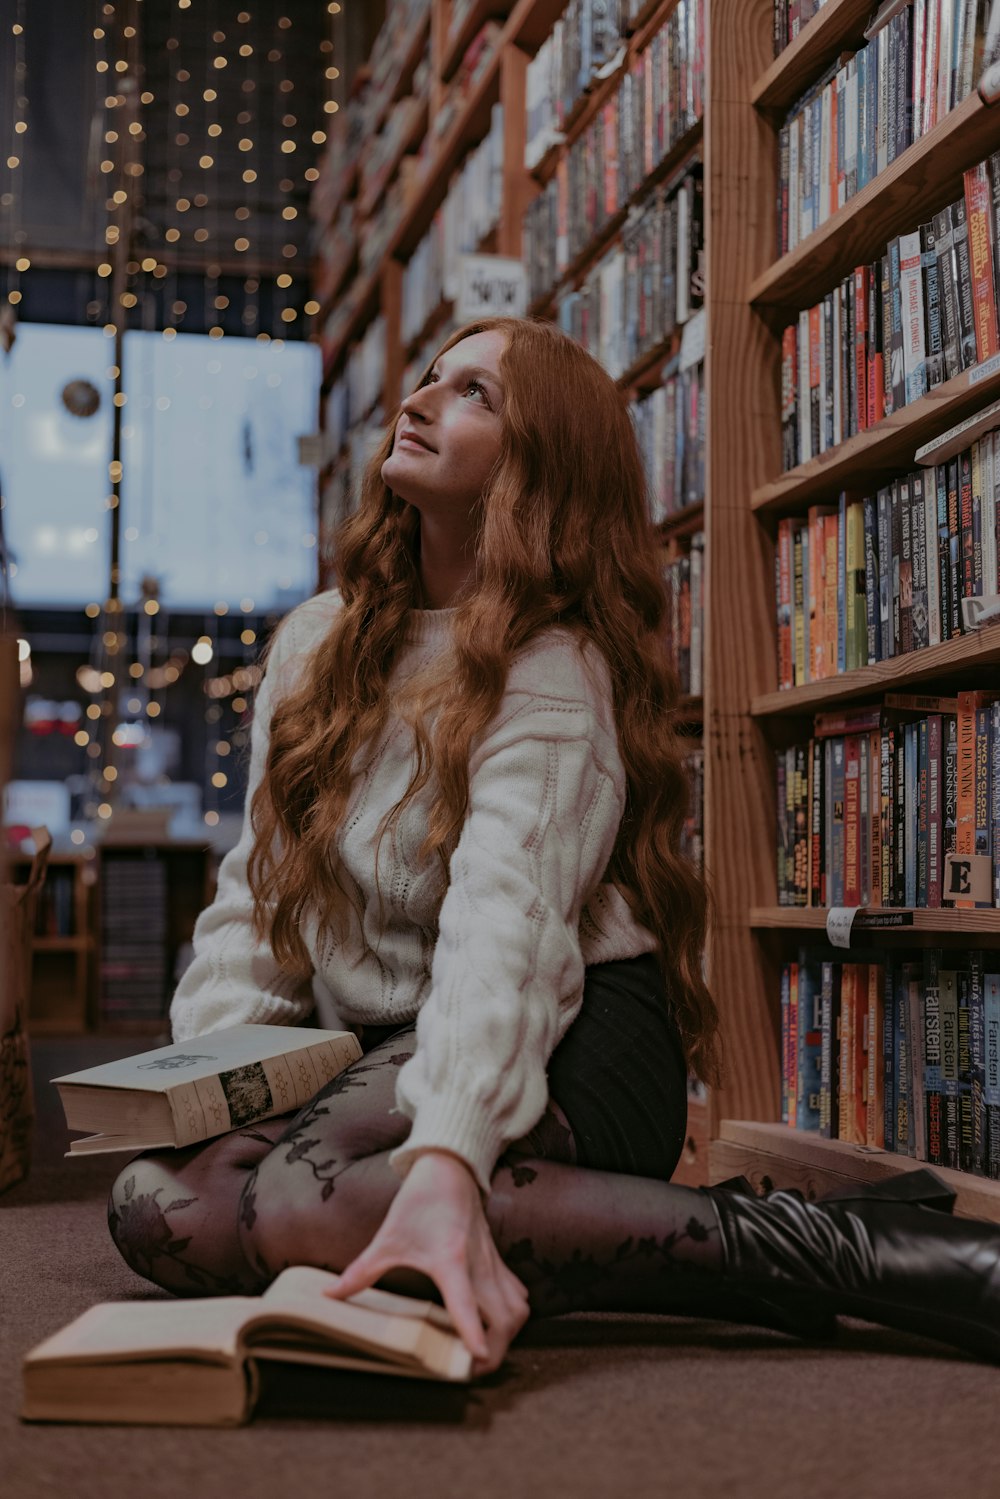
[707,1168,1000,1363]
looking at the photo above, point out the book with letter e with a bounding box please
[53,1024,363,1154]
[22,1265,472,1425]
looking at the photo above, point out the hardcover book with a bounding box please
[21,1265,471,1427]
[53,1025,364,1154]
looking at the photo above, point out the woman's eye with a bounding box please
[465,381,488,403]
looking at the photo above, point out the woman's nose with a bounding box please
[399,386,432,421]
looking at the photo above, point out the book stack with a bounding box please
[781,948,1000,1181]
[632,355,705,519]
[99,852,169,1024]
[400,103,504,348]
[774,690,1000,910]
[662,531,704,697]
[771,0,831,56]
[524,0,704,307]
[781,159,1000,470]
[33,866,76,938]
[776,2,991,256]
[775,439,1000,686]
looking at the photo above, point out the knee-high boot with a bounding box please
[706,1168,1000,1363]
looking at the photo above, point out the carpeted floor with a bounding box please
[3,1037,1000,1499]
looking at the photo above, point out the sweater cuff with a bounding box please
[388,1089,511,1198]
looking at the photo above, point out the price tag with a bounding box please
[826,906,860,949]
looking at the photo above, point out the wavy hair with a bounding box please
[248,316,720,1083]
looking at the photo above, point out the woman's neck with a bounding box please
[417,512,476,609]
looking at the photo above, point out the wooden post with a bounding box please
[704,0,784,1131]
[497,42,529,259]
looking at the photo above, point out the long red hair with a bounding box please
[249,317,719,1083]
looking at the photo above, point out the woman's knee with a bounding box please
[238,1145,383,1282]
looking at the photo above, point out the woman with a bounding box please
[109,318,1000,1375]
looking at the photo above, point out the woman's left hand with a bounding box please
[325,1149,530,1376]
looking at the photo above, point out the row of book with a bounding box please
[631,355,706,521]
[532,168,704,377]
[99,853,170,1021]
[777,1,990,258]
[781,949,1000,1179]
[32,867,77,939]
[776,439,1000,690]
[771,0,829,56]
[523,42,703,310]
[662,532,704,698]
[525,0,704,178]
[400,102,504,347]
[323,316,386,461]
[681,746,704,872]
[781,161,1000,471]
[775,690,999,911]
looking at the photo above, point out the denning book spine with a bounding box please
[940,966,961,1168]
[910,470,928,651]
[985,970,1000,1179]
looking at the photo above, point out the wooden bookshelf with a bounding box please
[752,358,1000,514]
[751,627,1000,716]
[440,0,509,82]
[751,0,874,114]
[13,852,96,1036]
[707,2,1000,1223]
[750,90,1000,312]
[712,1120,1000,1221]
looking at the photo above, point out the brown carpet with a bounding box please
[3,1038,999,1499]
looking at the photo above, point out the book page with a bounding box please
[25,1298,251,1367]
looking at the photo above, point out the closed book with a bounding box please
[53,1025,363,1154]
[953,195,979,372]
[933,205,962,382]
[888,236,906,411]
[963,163,1000,362]
[958,970,973,1171]
[796,957,822,1130]
[976,703,993,907]
[862,492,880,662]
[923,948,944,1165]
[927,713,944,907]
[920,219,945,388]
[916,717,929,906]
[940,966,961,1169]
[21,1265,471,1426]
[985,971,1000,1179]
[910,470,929,651]
[894,960,911,1154]
[899,228,928,401]
[843,735,862,905]
[970,951,988,1175]
[838,964,860,1143]
[866,962,885,1146]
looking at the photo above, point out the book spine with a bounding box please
[910,470,928,651]
[863,492,880,664]
[921,218,945,390]
[917,716,929,906]
[899,228,928,402]
[935,205,962,382]
[927,713,943,908]
[888,237,906,412]
[964,162,1000,362]
[924,948,944,1165]
[940,966,961,1168]
[866,961,885,1145]
[977,702,993,908]
[953,195,978,371]
[986,970,1000,1179]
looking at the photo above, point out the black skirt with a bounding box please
[546,952,688,1181]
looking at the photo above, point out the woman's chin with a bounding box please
[381,454,420,500]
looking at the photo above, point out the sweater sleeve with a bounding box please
[388,645,626,1196]
[169,602,332,1042]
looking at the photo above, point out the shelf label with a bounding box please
[968,351,1000,387]
[456,255,527,321]
[826,907,859,949]
[826,907,916,947]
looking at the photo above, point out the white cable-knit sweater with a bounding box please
[170,589,657,1194]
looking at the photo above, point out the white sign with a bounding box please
[456,255,528,321]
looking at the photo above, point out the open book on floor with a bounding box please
[21,1265,473,1425]
[53,1024,363,1154]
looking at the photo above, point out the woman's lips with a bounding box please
[397,433,434,452]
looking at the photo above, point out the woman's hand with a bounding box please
[325,1149,530,1376]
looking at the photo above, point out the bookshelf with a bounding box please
[13,852,96,1036]
[708,0,1000,1215]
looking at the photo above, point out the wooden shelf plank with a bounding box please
[752,627,1000,716]
[751,0,875,113]
[358,98,430,220]
[372,8,431,136]
[712,1119,1000,1223]
[752,358,1000,514]
[750,906,1000,937]
[658,499,705,540]
[33,936,91,952]
[750,91,1000,312]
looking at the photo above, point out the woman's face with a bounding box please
[381,330,506,521]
